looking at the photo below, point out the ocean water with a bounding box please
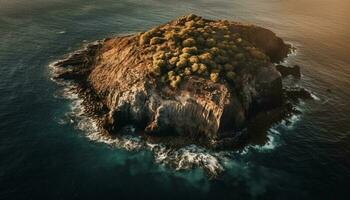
[1,0,350,199]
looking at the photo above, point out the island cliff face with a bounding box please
[53,14,291,146]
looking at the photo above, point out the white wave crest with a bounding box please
[310,92,320,101]
[149,144,224,176]
[51,69,224,175]
[49,56,306,177]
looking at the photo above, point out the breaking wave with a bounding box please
[67,92,224,175]
[49,56,303,177]
[50,60,224,175]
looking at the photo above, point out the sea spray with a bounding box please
[49,54,303,177]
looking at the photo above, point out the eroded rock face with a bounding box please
[276,64,301,78]
[53,14,290,146]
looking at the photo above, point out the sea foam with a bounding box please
[49,57,302,177]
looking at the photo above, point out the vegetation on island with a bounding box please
[139,14,269,88]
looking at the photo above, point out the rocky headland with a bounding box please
[52,14,307,149]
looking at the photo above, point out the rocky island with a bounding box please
[53,14,304,149]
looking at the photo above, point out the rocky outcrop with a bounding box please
[276,64,301,78]
[53,14,292,147]
[285,87,313,101]
[231,25,291,62]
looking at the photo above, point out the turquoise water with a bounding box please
[1,0,350,199]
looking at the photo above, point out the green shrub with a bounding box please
[170,75,181,88]
[195,36,205,45]
[225,71,236,81]
[198,63,207,74]
[169,56,179,66]
[198,52,213,63]
[234,53,245,62]
[182,38,196,47]
[184,67,192,76]
[150,37,164,45]
[145,14,269,88]
[224,63,234,71]
[191,63,199,72]
[189,56,200,64]
[209,47,220,55]
[205,38,216,47]
[153,51,166,60]
[176,59,188,69]
[210,72,219,82]
[249,48,266,60]
[150,65,161,76]
[179,53,191,60]
[182,47,198,54]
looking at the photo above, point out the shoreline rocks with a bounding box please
[52,14,308,149]
[276,64,301,78]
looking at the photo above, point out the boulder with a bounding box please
[276,64,301,78]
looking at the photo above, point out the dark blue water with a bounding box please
[1,0,350,199]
